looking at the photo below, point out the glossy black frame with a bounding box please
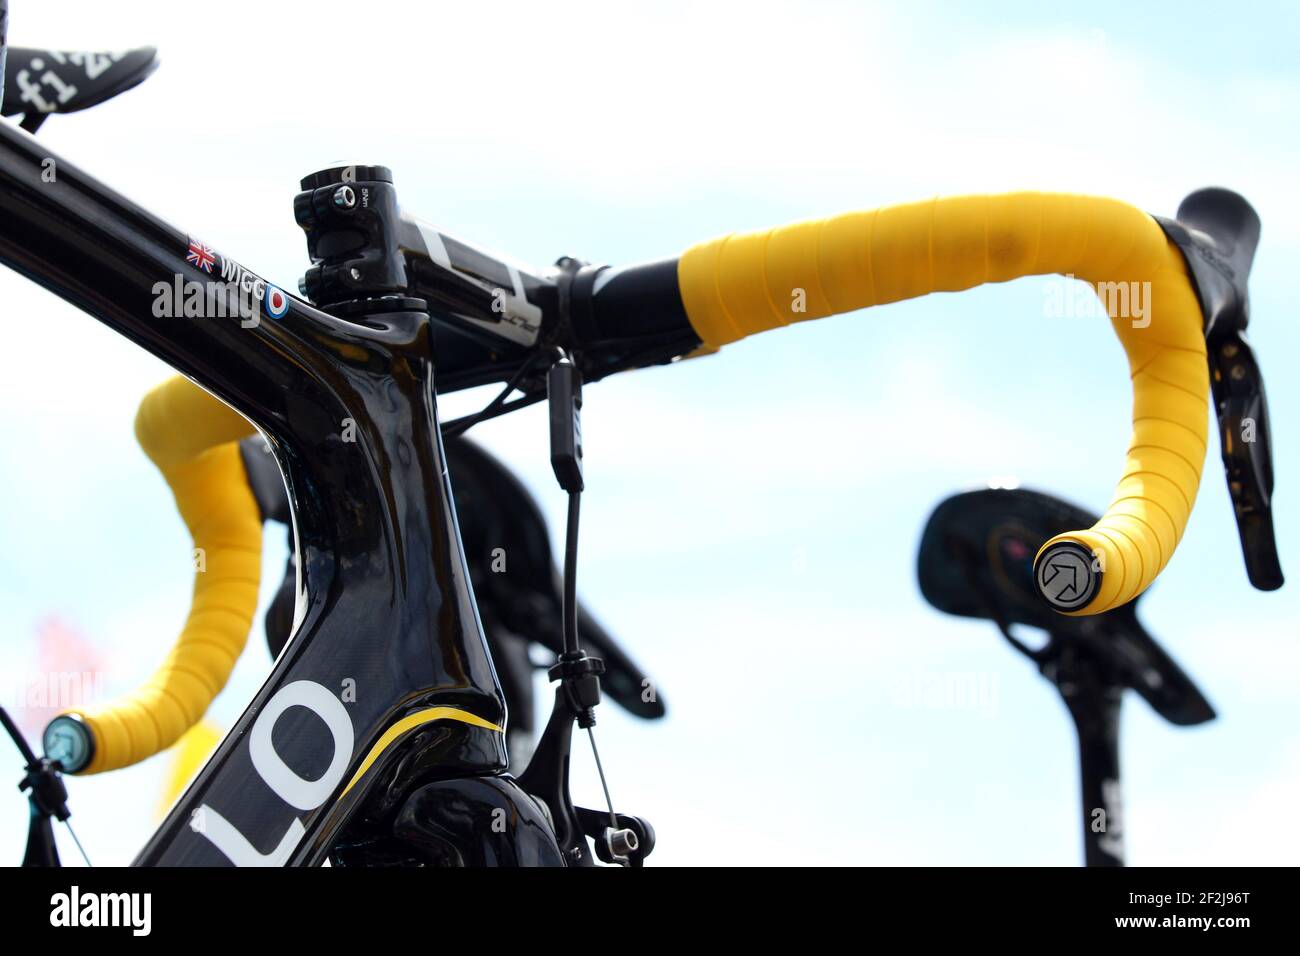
[0,119,559,865]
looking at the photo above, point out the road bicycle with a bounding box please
[0,6,1283,866]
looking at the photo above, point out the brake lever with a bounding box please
[1156,188,1283,591]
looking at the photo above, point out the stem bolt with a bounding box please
[332,185,357,210]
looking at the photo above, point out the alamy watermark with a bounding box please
[2,670,105,714]
[888,667,1000,717]
[50,886,151,936]
[152,273,263,328]
[1044,274,1151,328]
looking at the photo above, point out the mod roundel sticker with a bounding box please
[264,285,290,319]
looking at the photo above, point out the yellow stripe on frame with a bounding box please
[339,706,503,800]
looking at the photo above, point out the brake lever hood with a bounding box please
[1156,188,1282,591]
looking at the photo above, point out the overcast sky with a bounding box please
[1,0,1298,865]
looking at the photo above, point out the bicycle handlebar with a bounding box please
[48,377,259,773]
[674,192,1209,614]
[47,191,1212,775]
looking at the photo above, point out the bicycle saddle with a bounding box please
[917,487,1215,726]
[239,435,666,721]
[1,46,158,132]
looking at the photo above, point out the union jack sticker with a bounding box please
[186,238,216,273]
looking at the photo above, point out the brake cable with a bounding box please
[549,355,619,830]
[441,351,544,439]
[440,332,699,440]
[512,351,653,866]
[1,704,91,866]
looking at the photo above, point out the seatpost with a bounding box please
[1040,643,1125,867]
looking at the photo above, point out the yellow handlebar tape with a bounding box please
[61,376,259,773]
[677,192,1208,615]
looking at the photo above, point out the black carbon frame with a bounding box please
[0,119,532,865]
